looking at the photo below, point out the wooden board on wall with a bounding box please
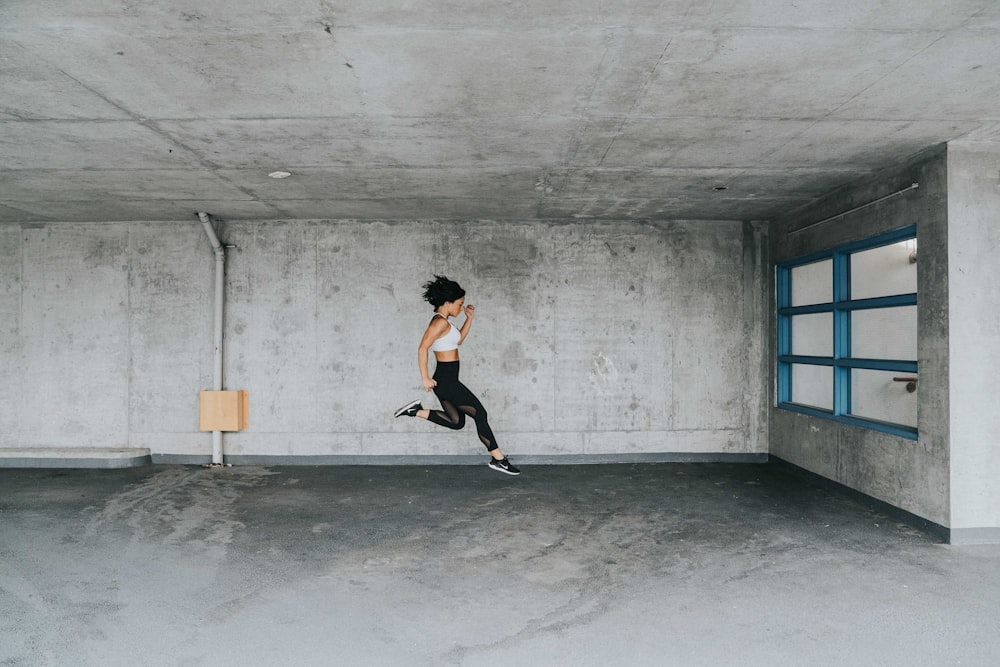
[199,390,249,432]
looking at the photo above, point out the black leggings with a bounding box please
[427,361,499,452]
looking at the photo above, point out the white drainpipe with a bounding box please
[197,212,226,466]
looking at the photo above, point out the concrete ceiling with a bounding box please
[3,1,1000,224]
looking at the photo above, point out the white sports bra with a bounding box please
[429,314,461,352]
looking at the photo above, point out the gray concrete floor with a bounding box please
[2,463,998,666]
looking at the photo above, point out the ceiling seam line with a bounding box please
[596,37,674,170]
[11,39,284,217]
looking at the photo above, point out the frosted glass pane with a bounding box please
[851,306,917,360]
[850,369,918,428]
[791,260,832,306]
[791,313,832,357]
[790,364,833,410]
[851,240,917,299]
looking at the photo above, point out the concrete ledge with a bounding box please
[0,448,152,469]
[768,455,950,543]
[153,452,769,466]
[948,528,1000,546]
[152,454,221,465]
[519,453,768,465]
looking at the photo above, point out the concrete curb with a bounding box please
[0,448,152,469]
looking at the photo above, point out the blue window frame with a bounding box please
[776,226,918,439]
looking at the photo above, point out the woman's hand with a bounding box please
[422,377,437,392]
[464,304,475,320]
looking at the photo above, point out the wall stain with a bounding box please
[501,341,538,376]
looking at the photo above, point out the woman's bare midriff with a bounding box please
[434,350,460,362]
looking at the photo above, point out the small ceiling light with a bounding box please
[268,170,292,179]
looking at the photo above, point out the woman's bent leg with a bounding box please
[426,398,466,431]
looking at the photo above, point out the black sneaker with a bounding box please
[393,400,422,418]
[488,457,521,476]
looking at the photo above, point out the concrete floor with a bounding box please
[1,463,998,667]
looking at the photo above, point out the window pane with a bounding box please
[791,259,832,306]
[850,369,917,428]
[791,313,832,357]
[851,240,917,300]
[790,364,833,410]
[851,306,917,360]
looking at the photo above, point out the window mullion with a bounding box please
[776,266,792,403]
[833,252,851,416]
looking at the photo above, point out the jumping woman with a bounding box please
[394,275,521,476]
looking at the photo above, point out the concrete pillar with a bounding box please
[946,142,1000,544]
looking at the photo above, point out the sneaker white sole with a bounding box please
[393,400,421,418]
[488,461,520,476]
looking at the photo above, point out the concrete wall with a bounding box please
[0,222,216,453]
[0,226,21,441]
[769,146,951,527]
[0,218,767,462]
[946,143,1000,543]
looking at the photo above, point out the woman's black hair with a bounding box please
[422,275,465,308]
